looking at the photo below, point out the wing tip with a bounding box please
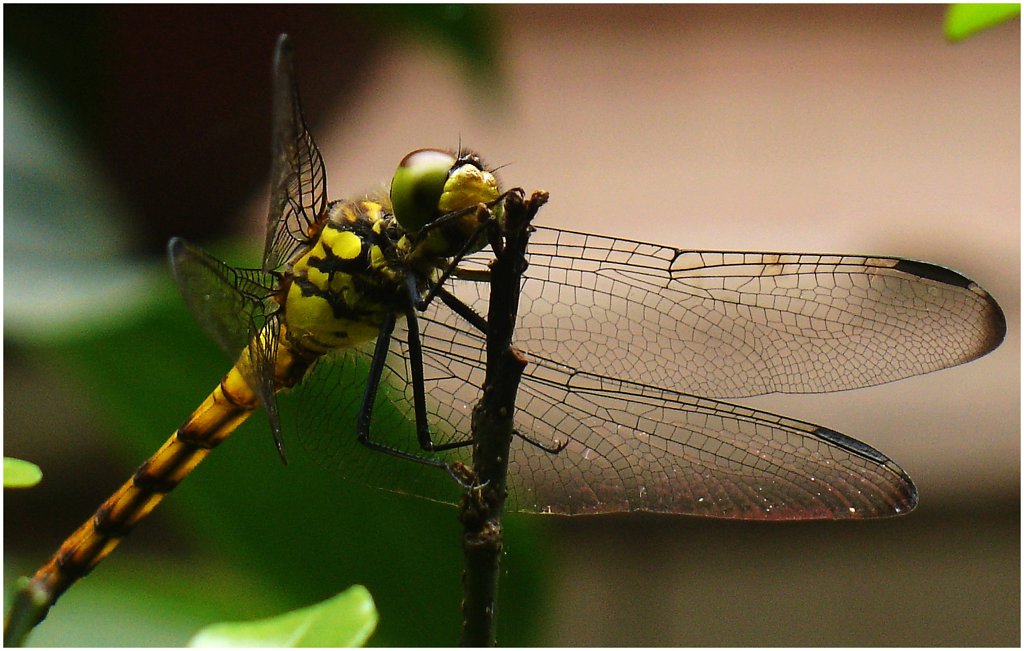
[275,33,291,56]
[166,236,192,277]
[812,426,918,517]
[897,473,921,514]
[978,288,1008,356]
[894,258,1007,361]
[167,235,186,257]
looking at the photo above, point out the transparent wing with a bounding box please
[167,238,285,449]
[263,33,328,272]
[288,301,916,519]
[506,358,916,518]
[285,225,1000,517]
[454,226,1006,399]
[421,305,917,518]
[285,338,471,507]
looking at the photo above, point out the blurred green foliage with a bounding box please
[189,585,378,647]
[3,459,43,489]
[945,3,1020,41]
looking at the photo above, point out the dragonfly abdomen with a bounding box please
[21,366,259,619]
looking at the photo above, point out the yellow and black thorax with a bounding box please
[280,148,502,355]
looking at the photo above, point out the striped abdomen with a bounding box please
[16,364,258,627]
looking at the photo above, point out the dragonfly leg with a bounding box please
[414,188,520,242]
[402,274,475,453]
[414,189,526,313]
[436,287,488,335]
[415,204,495,312]
[356,311,450,467]
[356,276,473,466]
[445,461,490,492]
[514,429,569,454]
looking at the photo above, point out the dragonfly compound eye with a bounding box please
[391,148,457,233]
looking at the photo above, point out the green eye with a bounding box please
[390,149,456,233]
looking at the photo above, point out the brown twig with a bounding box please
[458,189,547,647]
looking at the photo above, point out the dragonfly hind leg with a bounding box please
[515,429,568,454]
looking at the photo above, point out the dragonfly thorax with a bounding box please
[282,145,504,357]
[282,200,432,354]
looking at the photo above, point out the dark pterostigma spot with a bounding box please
[813,426,888,464]
[894,259,972,289]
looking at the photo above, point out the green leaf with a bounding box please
[945,4,1020,42]
[188,586,377,648]
[4,457,42,488]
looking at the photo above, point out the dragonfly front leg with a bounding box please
[436,286,488,335]
[414,193,516,313]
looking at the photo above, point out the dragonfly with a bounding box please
[7,33,1005,638]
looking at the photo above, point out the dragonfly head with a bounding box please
[390,148,501,256]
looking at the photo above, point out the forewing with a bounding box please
[263,33,327,272]
[167,238,284,448]
[451,226,1005,399]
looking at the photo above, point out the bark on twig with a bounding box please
[459,190,547,647]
